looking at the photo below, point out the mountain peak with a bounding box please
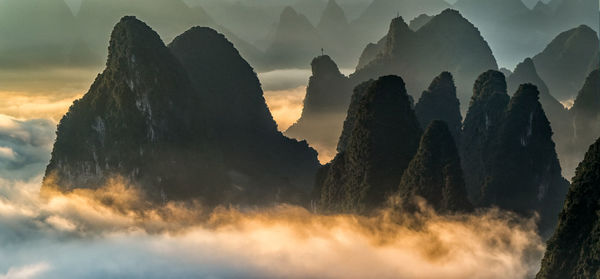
[311,55,342,77]
[471,70,508,104]
[396,120,473,213]
[281,6,300,20]
[382,16,413,56]
[107,16,167,68]
[318,0,347,25]
[415,72,462,140]
[426,71,455,94]
[317,75,422,213]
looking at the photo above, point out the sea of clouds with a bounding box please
[0,114,545,279]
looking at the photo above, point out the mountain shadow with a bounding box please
[316,75,422,214]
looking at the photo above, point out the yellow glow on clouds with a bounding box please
[264,86,306,131]
[0,176,546,279]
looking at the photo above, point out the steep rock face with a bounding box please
[317,76,422,213]
[355,39,385,71]
[264,7,322,69]
[570,70,600,167]
[396,120,472,213]
[536,138,600,279]
[169,27,320,204]
[285,55,352,161]
[508,58,574,176]
[460,70,510,203]
[415,72,462,141]
[351,9,498,109]
[533,25,599,101]
[43,17,230,204]
[481,84,569,234]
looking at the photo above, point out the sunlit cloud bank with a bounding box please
[264,86,306,131]
[0,172,545,279]
[0,66,99,120]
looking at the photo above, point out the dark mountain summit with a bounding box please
[44,17,319,207]
[414,72,462,141]
[481,84,569,234]
[351,9,498,109]
[508,58,574,176]
[169,27,320,205]
[351,0,449,45]
[264,6,322,69]
[285,55,351,161]
[395,120,473,213]
[532,25,599,101]
[316,75,422,214]
[76,0,265,70]
[460,70,510,203]
[42,17,230,203]
[537,137,600,278]
[570,70,600,167]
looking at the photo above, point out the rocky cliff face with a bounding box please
[351,9,498,110]
[316,75,422,213]
[481,84,569,234]
[533,25,599,101]
[415,72,462,141]
[537,137,600,279]
[460,70,510,203]
[44,18,319,207]
[395,120,472,213]
[168,26,320,205]
[570,70,600,172]
[508,58,574,176]
[43,17,230,204]
[285,55,352,161]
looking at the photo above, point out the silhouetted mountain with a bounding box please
[533,25,599,101]
[453,0,597,69]
[508,58,573,175]
[408,14,433,31]
[570,70,600,167]
[336,80,374,154]
[264,7,322,69]
[460,70,510,203]
[285,55,351,161]
[355,37,386,71]
[395,120,472,213]
[169,26,320,205]
[351,0,449,45]
[351,9,498,109]
[317,76,422,213]
[414,72,462,141]
[536,137,600,279]
[42,17,230,204]
[481,84,569,234]
[76,0,265,69]
[316,0,352,62]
